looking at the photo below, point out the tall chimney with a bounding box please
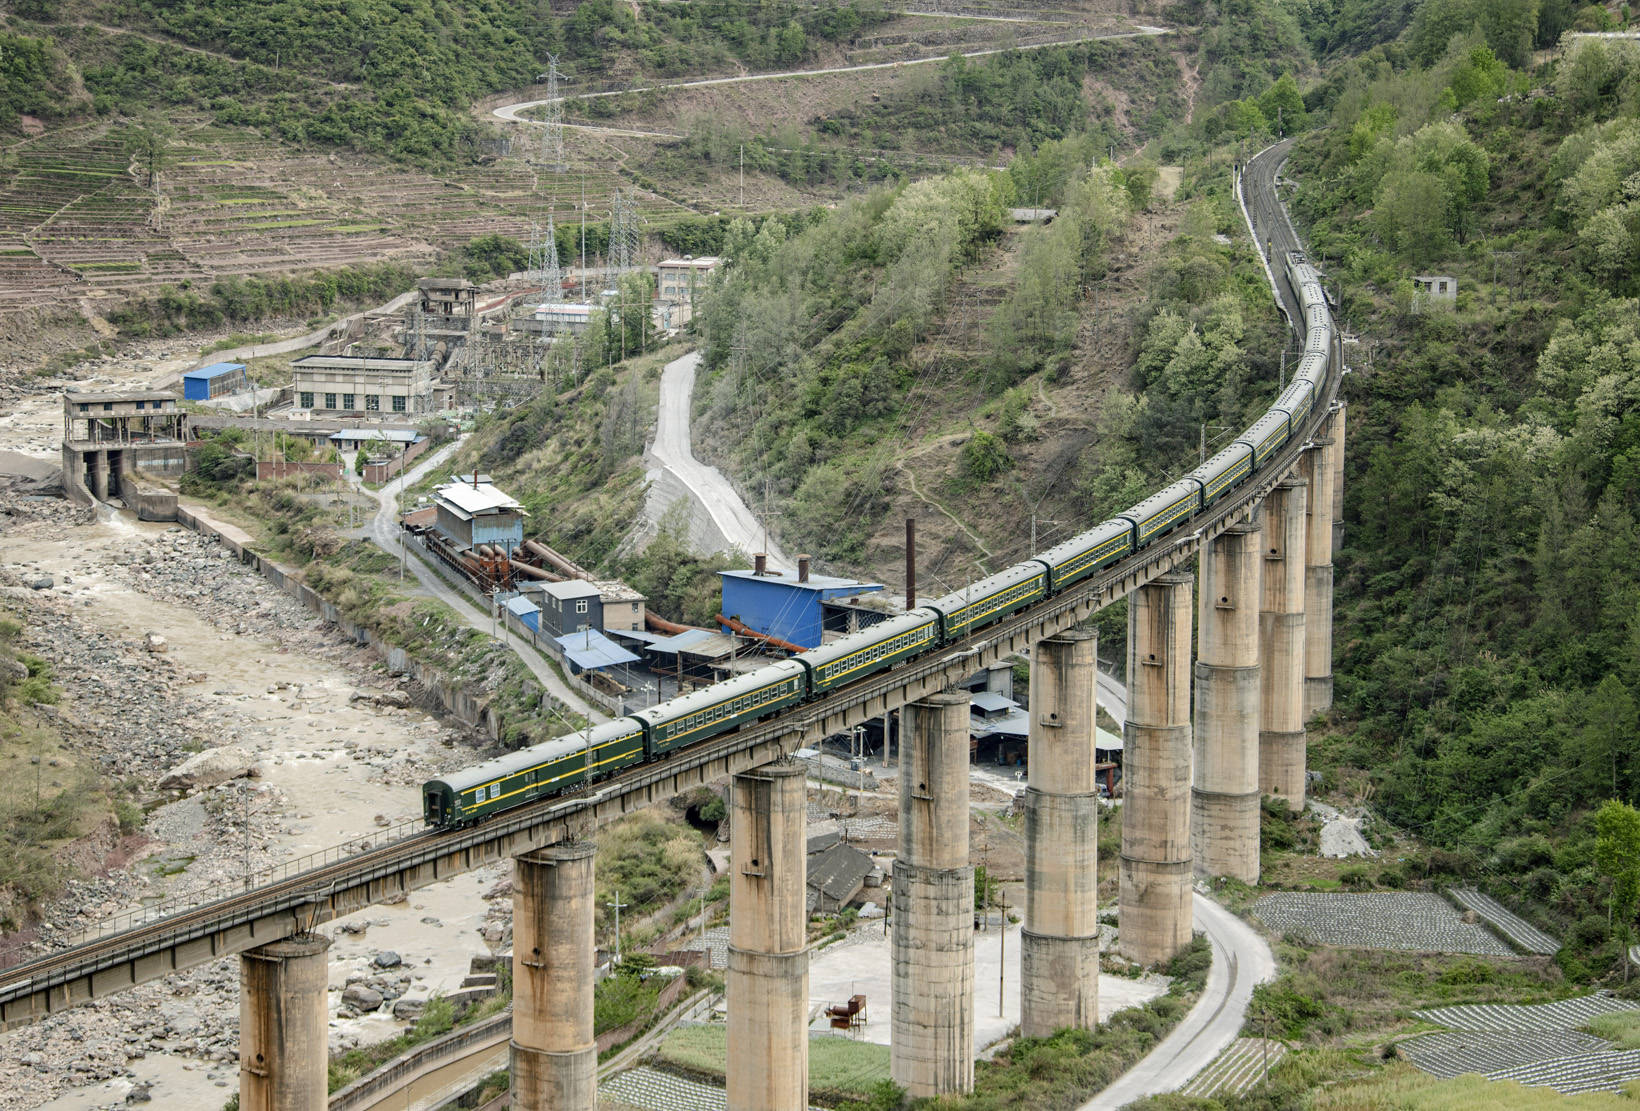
[905,518,916,610]
[797,554,811,584]
[754,553,767,576]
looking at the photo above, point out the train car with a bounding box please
[422,717,646,828]
[1188,442,1255,510]
[927,561,1048,643]
[799,609,940,695]
[1035,518,1132,594]
[1238,409,1292,468]
[1293,349,1329,389]
[1272,378,1316,432]
[1116,478,1203,550]
[632,659,808,756]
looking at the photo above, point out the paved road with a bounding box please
[361,438,605,722]
[646,350,792,570]
[1080,896,1276,1110]
[492,25,1171,123]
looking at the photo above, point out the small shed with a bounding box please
[504,595,541,633]
[182,362,249,401]
[646,628,736,688]
[539,580,604,638]
[330,429,423,452]
[554,628,640,675]
[807,842,875,914]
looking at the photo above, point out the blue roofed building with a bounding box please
[503,595,541,633]
[181,362,249,401]
[555,628,640,675]
[718,557,883,650]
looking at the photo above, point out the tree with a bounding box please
[1594,799,1640,981]
[1258,73,1308,135]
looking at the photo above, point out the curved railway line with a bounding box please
[0,139,1331,1039]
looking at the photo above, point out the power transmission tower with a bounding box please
[541,210,563,299]
[609,189,641,274]
[538,54,566,173]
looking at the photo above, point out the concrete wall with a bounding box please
[362,436,433,486]
[175,504,504,740]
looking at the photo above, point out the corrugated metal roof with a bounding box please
[184,362,245,380]
[555,629,639,670]
[807,842,874,903]
[435,482,524,516]
[504,597,540,617]
[720,568,882,592]
[329,429,423,444]
[971,691,1015,713]
[644,628,716,654]
[542,580,602,601]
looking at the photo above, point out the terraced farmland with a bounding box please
[1179,1037,1288,1098]
[1400,995,1640,1095]
[0,118,684,327]
[1250,892,1516,956]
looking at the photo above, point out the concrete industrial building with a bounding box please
[593,580,646,631]
[431,477,527,555]
[60,390,187,515]
[293,355,437,416]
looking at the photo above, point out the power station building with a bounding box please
[718,558,882,649]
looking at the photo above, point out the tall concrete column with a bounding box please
[238,934,331,1111]
[1258,478,1308,811]
[1119,572,1194,966]
[512,842,596,1111]
[1021,631,1100,1039]
[727,763,808,1111]
[1301,416,1338,720]
[1331,400,1347,552]
[893,691,974,1098]
[1192,521,1262,884]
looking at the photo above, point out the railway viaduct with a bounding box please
[0,139,1348,1110]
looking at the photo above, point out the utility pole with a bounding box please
[739,143,745,208]
[608,890,629,965]
[242,780,252,891]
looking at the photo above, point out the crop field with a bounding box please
[1250,892,1516,956]
[1398,995,1640,1095]
[0,117,680,325]
[1447,888,1560,955]
[1178,1037,1288,1098]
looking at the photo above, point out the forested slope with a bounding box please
[1282,2,1640,975]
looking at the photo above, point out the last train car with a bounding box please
[423,717,645,827]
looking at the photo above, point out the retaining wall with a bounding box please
[174,503,501,740]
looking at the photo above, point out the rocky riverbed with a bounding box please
[0,489,514,1111]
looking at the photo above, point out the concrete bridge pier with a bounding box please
[726,762,809,1111]
[1258,478,1309,811]
[1302,415,1338,719]
[892,690,974,1098]
[1119,572,1194,966]
[1332,400,1347,553]
[1192,520,1262,883]
[1020,631,1100,1039]
[238,933,331,1111]
[511,841,597,1111]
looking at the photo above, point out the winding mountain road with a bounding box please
[492,25,1172,125]
[645,350,793,569]
[360,438,604,721]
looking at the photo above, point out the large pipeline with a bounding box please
[523,539,593,580]
[717,613,805,654]
[509,559,557,581]
[645,612,712,636]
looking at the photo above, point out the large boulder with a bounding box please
[158,746,259,791]
[342,984,383,1013]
